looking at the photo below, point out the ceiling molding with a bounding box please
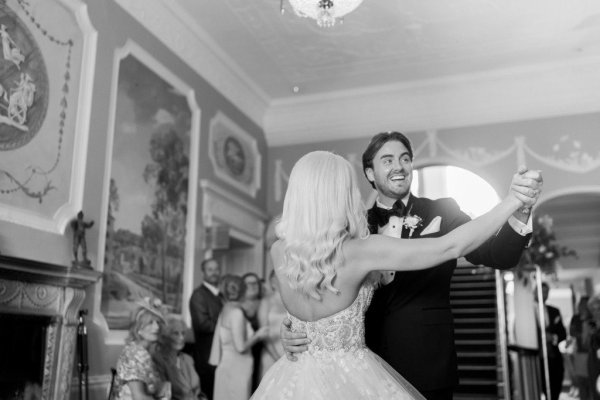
[114,0,270,127]
[264,57,600,146]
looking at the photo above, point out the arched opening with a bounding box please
[414,165,500,218]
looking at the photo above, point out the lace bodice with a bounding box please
[288,284,374,355]
[252,282,426,400]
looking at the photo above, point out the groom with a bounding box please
[282,131,542,400]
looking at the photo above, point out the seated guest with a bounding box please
[112,297,170,400]
[210,275,268,400]
[155,314,207,400]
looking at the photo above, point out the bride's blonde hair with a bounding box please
[276,151,369,300]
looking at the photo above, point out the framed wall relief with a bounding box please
[97,40,200,330]
[0,0,96,233]
[209,111,261,197]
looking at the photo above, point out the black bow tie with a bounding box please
[373,201,406,227]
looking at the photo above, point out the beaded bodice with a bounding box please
[288,284,374,355]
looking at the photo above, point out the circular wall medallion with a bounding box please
[0,5,49,151]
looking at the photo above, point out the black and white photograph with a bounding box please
[1,1,600,400]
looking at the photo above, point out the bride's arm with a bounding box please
[355,194,524,273]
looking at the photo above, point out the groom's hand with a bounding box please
[280,317,310,361]
[510,166,543,223]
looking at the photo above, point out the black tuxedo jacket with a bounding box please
[543,304,567,359]
[365,194,530,392]
[189,284,223,374]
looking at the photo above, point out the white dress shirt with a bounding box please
[203,281,220,297]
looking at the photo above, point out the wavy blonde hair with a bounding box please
[276,151,369,300]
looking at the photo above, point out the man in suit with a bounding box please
[282,131,542,400]
[536,281,567,400]
[360,131,542,399]
[190,258,223,400]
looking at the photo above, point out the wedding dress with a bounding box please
[251,283,425,399]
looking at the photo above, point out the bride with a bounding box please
[251,151,529,399]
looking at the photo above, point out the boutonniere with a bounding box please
[402,210,423,238]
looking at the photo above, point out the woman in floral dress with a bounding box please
[112,298,171,400]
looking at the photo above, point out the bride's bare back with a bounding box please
[272,190,522,322]
[271,240,365,322]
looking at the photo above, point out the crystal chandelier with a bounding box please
[287,0,364,28]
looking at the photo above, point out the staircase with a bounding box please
[451,262,504,399]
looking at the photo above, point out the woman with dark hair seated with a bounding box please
[112,298,170,400]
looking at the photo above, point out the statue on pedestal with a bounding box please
[71,210,94,268]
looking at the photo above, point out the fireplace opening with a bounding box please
[0,313,52,400]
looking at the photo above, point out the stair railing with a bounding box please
[496,270,511,400]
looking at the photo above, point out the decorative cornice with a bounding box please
[264,56,600,146]
[114,0,269,127]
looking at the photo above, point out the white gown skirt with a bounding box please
[251,347,425,400]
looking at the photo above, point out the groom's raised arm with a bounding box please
[463,168,542,269]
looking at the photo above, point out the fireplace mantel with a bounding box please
[0,254,101,291]
[0,254,101,400]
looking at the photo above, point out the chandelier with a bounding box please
[287,0,364,28]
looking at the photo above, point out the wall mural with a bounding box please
[0,0,95,232]
[100,42,200,330]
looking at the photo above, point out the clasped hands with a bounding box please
[510,166,543,221]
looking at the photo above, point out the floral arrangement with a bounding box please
[519,214,577,275]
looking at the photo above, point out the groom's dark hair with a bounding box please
[362,131,413,189]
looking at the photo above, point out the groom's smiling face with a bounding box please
[365,140,413,206]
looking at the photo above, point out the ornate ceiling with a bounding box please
[118,0,600,145]
[175,0,600,97]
